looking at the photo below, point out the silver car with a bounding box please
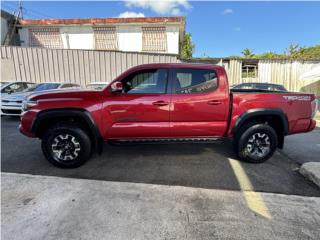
[1,81,35,97]
[1,82,80,116]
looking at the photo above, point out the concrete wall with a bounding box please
[18,25,180,54]
[166,26,180,54]
[60,26,94,49]
[117,25,142,52]
[1,17,9,44]
[0,46,180,85]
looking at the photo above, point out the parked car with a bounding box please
[1,81,35,97]
[1,82,80,116]
[20,63,317,168]
[86,82,109,90]
[231,82,287,92]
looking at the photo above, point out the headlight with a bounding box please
[22,100,38,111]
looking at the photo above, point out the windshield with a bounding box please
[25,83,60,92]
[233,83,287,92]
[0,82,9,87]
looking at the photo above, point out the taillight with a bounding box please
[311,98,318,119]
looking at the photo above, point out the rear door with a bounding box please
[170,67,229,137]
[104,68,171,139]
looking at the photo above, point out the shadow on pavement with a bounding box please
[1,117,320,197]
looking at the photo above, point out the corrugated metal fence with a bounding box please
[0,46,180,85]
[224,59,320,95]
[258,60,320,95]
[1,46,319,95]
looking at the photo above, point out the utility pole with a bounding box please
[19,0,23,19]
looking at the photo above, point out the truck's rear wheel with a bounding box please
[41,123,92,168]
[234,123,278,163]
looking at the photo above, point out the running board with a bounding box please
[109,137,224,145]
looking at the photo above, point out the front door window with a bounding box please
[122,69,168,94]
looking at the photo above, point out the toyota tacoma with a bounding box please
[19,63,318,168]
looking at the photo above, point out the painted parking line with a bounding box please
[228,158,272,219]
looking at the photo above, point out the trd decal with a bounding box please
[283,96,311,101]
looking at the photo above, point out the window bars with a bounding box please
[93,27,118,50]
[142,27,167,52]
[29,28,62,49]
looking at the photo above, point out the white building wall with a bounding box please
[60,26,94,49]
[17,24,181,54]
[117,25,142,52]
[166,26,180,54]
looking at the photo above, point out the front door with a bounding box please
[104,68,171,139]
[170,67,229,137]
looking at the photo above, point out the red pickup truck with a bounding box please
[20,63,318,168]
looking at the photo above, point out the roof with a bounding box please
[1,10,15,20]
[18,16,185,26]
[127,63,222,71]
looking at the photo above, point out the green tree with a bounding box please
[229,44,320,60]
[180,32,195,59]
[241,48,254,58]
[254,51,279,59]
[296,45,320,59]
[286,43,301,56]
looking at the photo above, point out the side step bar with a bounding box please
[109,137,224,145]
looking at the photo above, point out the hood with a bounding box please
[28,89,103,101]
[2,91,32,101]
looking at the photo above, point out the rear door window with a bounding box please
[173,69,218,94]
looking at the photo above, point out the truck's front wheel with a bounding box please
[234,123,278,163]
[41,123,92,168]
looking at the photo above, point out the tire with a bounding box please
[233,123,278,163]
[41,123,92,168]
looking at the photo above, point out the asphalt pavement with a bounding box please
[2,116,320,240]
[1,117,320,197]
[2,173,320,240]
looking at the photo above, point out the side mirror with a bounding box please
[111,81,123,93]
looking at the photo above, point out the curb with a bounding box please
[300,162,320,188]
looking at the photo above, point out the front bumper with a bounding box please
[1,103,23,116]
[309,119,316,131]
[19,110,37,138]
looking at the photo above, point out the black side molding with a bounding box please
[231,108,289,135]
[32,108,103,153]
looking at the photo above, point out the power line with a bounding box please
[22,6,54,19]
[2,1,54,19]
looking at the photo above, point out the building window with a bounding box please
[29,28,62,48]
[93,27,118,50]
[242,63,258,79]
[142,27,167,52]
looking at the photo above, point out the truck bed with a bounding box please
[229,91,315,135]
